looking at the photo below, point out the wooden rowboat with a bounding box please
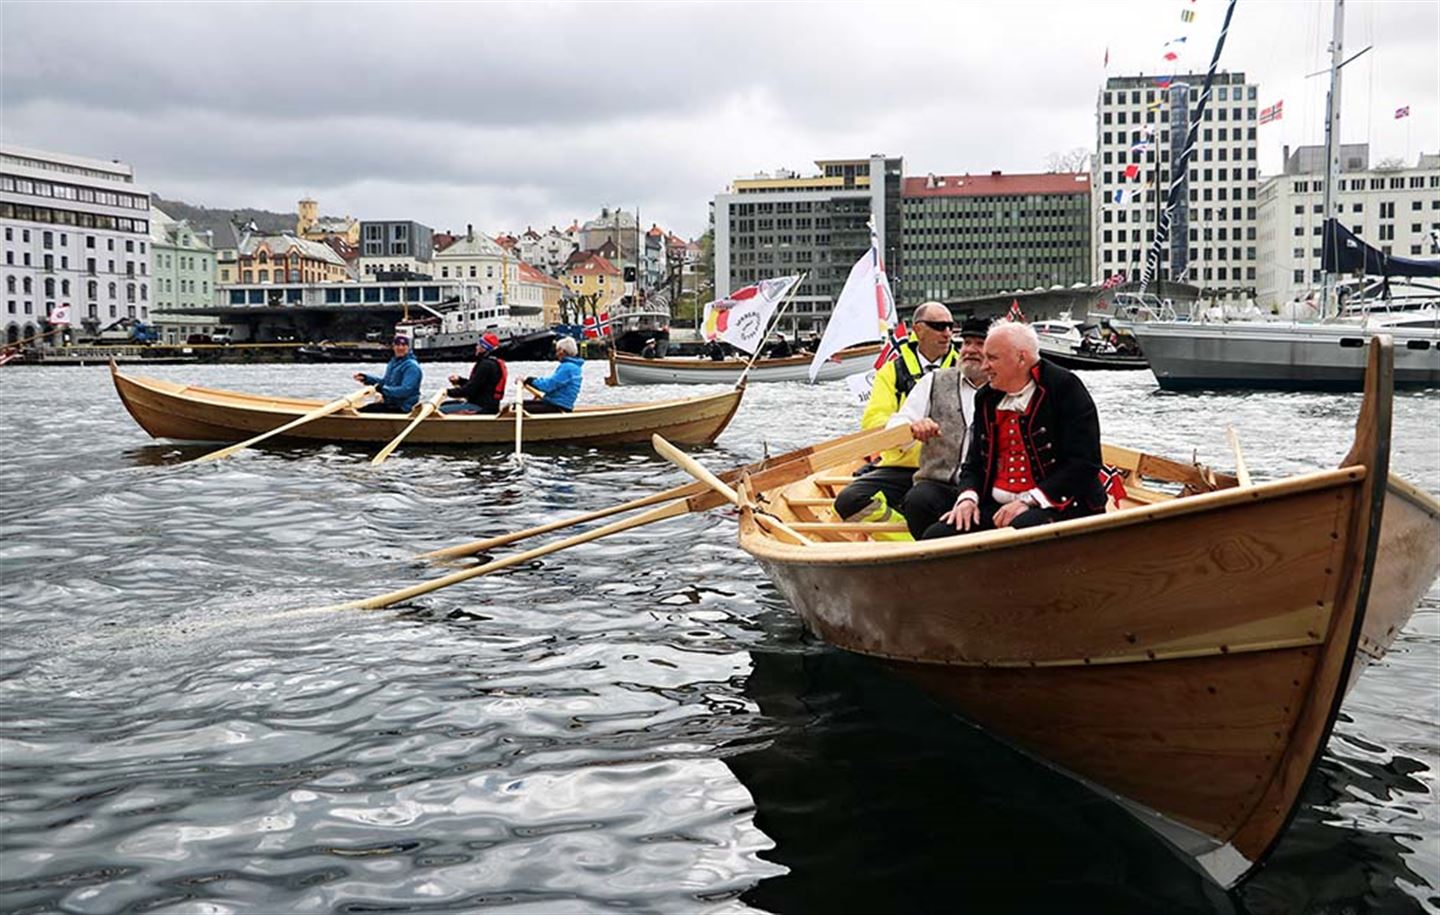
[111,363,745,448]
[728,337,1438,887]
[606,343,882,386]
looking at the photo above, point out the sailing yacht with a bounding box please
[1130,0,1440,391]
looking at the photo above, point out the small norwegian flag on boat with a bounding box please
[1099,464,1129,506]
[582,315,599,339]
[1006,300,1027,323]
[873,320,909,369]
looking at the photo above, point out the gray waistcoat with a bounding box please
[916,368,971,485]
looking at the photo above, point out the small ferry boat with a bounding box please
[607,343,882,386]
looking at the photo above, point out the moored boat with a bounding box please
[1033,318,1151,372]
[725,337,1438,887]
[606,343,882,386]
[111,363,744,448]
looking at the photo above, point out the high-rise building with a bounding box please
[713,155,902,334]
[901,171,1090,303]
[1256,146,1440,308]
[1,144,152,346]
[1093,73,1259,299]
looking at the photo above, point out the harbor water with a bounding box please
[1,361,1437,914]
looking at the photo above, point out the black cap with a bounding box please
[958,317,990,339]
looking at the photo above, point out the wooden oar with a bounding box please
[512,382,525,462]
[1226,425,1253,487]
[651,435,742,505]
[321,423,916,612]
[418,422,915,561]
[371,389,448,466]
[195,386,375,463]
[324,497,700,612]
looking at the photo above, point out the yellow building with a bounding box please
[565,252,621,310]
[236,233,350,284]
[296,197,360,245]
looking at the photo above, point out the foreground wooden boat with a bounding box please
[606,343,882,386]
[730,337,1439,887]
[111,363,744,448]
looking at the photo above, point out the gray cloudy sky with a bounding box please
[2,1,1435,239]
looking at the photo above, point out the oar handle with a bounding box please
[652,434,742,506]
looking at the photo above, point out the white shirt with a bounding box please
[886,369,980,465]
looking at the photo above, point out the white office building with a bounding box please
[1093,73,1260,300]
[1,144,152,346]
[1256,146,1440,308]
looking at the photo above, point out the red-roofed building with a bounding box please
[516,260,568,324]
[565,252,622,309]
[901,170,1091,302]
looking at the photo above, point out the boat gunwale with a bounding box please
[114,368,743,422]
[741,463,1367,564]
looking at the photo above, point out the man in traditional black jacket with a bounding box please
[923,321,1105,537]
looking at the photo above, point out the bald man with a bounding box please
[926,321,1106,538]
[832,301,959,536]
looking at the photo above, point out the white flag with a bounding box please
[701,274,800,354]
[48,302,71,326]
[808,248,895,381]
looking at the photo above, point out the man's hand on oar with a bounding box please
[371,389,448,466]
[194,386,375,463]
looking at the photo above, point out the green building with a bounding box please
[150,206,218,344]
[901,171,1091,304]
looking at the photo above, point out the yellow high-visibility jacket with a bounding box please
[859,338,958,468]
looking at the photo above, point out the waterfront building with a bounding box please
[1093,72,1259,300]
[516,260,567,325]
[358,219,434,278]
[713,154,903,333]
[1256,146,1440,308]
[565,252,621,311]
[581,208,639,269]
[901,171,1091,302]
[0,144,152,346]
[431,225,517,312]
[233,230,349,285]
[516,225,579,276]
[149,206,218,344]
[296,197,359,245]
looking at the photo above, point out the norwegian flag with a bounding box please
[873,320,909,370]
[1259,100,1283,125]
[581,315,599,339]
[1099,464,1129,507]
[1101,272,1128,290]
[1006,299,1026,323]
[598,311,613,336]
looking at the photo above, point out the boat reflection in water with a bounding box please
[726,644,1432,914]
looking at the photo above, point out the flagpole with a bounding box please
[734,272,807,390]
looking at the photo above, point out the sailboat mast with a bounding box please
[1321,0,1346,318]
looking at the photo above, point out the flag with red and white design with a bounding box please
[47,302,71,326]
[598,311,613,337]
[701,274,801,354]
[1259,100,1283,124]
[809,216,898,382]
[581,315,599,339]
[1006,299,1027,323]
[1395,105,1410,120]
[1099,464,1129,506]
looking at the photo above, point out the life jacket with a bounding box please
[491,357,508,405]
[893,338,957,401]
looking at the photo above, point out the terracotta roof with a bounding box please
[517,260,565,287]
[902,172,1090,198]
[433,232,460,252]
[570,253,620,276]
[495,234,518,250]
[647,223,664,237]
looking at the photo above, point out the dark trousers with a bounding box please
[522,400,571,414]
[901,479,959,540]
[921,500,1095,540]
[358,401,409,414]
[833,466,915,521]
[439,401,499,415]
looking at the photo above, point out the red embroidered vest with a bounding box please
[994,412,1035,493]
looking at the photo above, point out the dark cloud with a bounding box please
[3,1,1434,238]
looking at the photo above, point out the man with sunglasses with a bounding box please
[832,301,959,537]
